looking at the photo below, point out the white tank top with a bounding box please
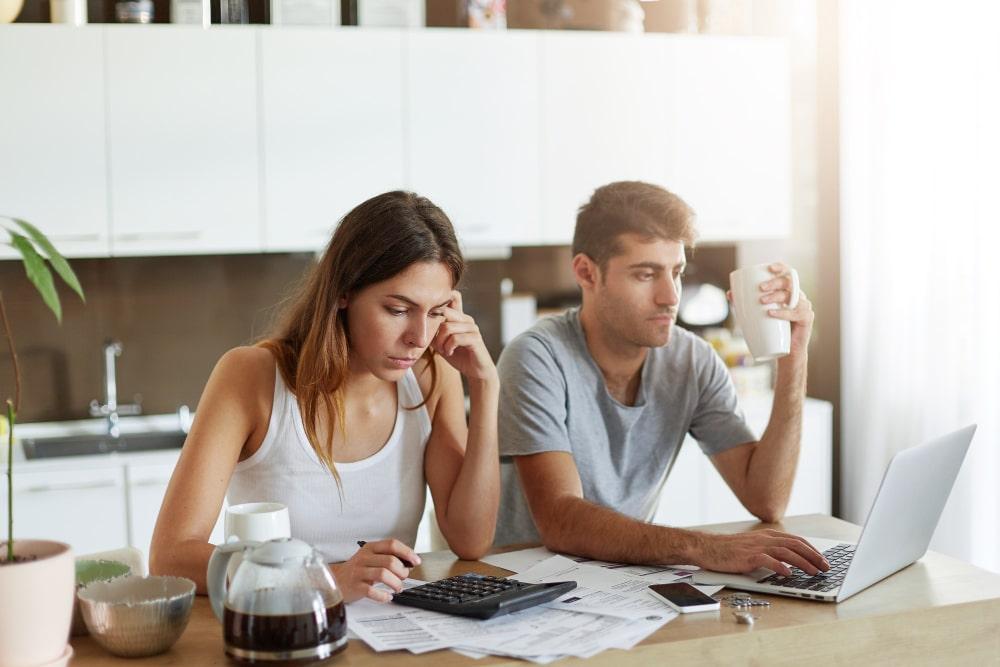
[227,365,432,562]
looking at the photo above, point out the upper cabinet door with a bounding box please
[105,26,261,256]
[540,33,677,245]
[0,26,110,258]
[261,28,406,253]
[673,38,791,240]
[407,30,542,249]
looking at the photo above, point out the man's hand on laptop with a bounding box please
[696,529,830,576]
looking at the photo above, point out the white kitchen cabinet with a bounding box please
[0,26,793,261]
[0,26,110,258]
[407,30,542,248]
[672,37,792,240]
[654,396,832,527]
[126,461,174,562]
[539,32,678,245]
[105,26,261,256]
[126,458,224,565]
[2,466,129,555]
[260,28,406,252]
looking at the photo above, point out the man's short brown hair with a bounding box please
[572,181,697,268]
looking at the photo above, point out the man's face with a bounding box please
[588,234,686,348]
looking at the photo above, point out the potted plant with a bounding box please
[0,216,85,667]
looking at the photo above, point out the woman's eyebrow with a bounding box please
[386,294,452,309]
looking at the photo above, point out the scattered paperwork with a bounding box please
[518,555,721,619]
[347,547,724,663]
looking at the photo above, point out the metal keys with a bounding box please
[714,593,770,626]
[717,593,771,609]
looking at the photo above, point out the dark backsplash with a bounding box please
[0,244,734,423]
[1,253,313,422]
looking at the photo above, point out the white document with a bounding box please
[517,555,719,620]
[543,584,673,618]
[348,611,447,653]
[569,555,699,580]
[346,579,446,653]
[347,571,680,661]
[484,545,697,581]
[481,546,556,574]
[517,555,688,593]
[453,606,673,658]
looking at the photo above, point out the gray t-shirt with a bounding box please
[495,307,756,546]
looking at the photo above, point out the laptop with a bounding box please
[693,424,976,603]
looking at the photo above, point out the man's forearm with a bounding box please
[537,495,704,566]
[744,354,808,520]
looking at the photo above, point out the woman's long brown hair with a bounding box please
[259,191,465,484]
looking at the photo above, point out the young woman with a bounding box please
[149,191,499,603]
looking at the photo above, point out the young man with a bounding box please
[495,181,829,577]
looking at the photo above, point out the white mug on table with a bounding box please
[223,502,291,580]
[224,502,291,543]
[729,263,799,362]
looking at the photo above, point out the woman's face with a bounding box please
[343,261,455,381]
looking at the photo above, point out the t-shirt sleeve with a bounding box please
[688,344,757,456]
[497,333,572,457]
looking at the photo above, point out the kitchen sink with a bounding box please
[14,410,193,460]
[20,431,187,460]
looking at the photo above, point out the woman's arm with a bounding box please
[422,292,500,560]
[150,346,424,603]
[148,347,273,593]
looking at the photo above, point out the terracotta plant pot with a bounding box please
[0,540,75,667]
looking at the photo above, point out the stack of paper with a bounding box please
[346,548,722,663]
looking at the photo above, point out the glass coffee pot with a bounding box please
[208,538,346,664]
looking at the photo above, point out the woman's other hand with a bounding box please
[431,291,498,384]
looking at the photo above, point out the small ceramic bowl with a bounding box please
[77,575,195,658]
[71,560,132,636]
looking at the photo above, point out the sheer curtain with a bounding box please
[840,1,1000,571]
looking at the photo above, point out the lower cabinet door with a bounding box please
[5,466,129,555]
[127,459,225,568]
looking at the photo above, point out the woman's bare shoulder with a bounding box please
[209,346,276,402]
[217,345,275,373]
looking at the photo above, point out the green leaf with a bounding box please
[11,218,85,302]
[9,232,62,323]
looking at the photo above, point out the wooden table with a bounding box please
[70,515,1000,664]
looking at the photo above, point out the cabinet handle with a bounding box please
[130,478,168,488]
[47,233,102,243]
[23,480,118,493]
[115,231,203,242]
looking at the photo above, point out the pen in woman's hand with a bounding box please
[356,540,416,569]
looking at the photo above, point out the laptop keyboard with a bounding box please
[756,543,855,593]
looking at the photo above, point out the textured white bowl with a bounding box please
[77,575,195,658]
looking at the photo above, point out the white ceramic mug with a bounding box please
[224,502,291,544]
[729,263,800,362]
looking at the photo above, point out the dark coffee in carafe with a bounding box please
[223,601,347,664]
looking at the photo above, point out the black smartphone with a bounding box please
[648,582,721,613]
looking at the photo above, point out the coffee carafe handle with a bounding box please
[207,541,259,622]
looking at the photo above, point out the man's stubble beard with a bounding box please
[594,296,673,350]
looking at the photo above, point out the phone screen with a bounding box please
[648,583,719,608]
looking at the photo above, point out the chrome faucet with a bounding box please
[90,339,142,437]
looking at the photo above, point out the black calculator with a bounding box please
[392,573,577,620]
